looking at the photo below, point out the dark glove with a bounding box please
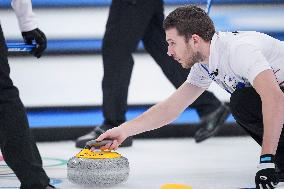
[22,28,47,58]
[255,154,279,189]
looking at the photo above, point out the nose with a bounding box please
[167,46,173,56]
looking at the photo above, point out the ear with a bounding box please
[191,34,200,45]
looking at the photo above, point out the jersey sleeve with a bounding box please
[11,0,38,32]
[186,63,212,89]
[230,43,272,86]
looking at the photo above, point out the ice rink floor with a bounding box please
[1,137,284,189]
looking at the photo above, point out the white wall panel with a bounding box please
[1,5,284,40]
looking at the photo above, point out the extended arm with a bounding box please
[121,82,205,136]
[96,82,205,149]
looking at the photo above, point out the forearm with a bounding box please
[121,100,182,136]
[261,93,284,155]
[11,0,37,31]
[120,82,204,137]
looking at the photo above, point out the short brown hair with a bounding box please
[163,5,215,41]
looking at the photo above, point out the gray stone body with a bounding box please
[67,156,129,186]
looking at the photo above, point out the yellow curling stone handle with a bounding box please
[76,139,121,159]
[76,149,122,159]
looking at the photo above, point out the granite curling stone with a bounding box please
[67,140,130,186]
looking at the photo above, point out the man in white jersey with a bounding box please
[0,0,56,188]
[94,5,284,189]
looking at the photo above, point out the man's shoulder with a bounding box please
[217,31,271,48]
[216,32,258,58]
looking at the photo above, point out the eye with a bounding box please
[169,42,175,47]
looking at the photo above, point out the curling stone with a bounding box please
[67,140,129,186]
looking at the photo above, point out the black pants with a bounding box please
[0,25,50,189]
[102,0,221,125]
[230,87,284,169]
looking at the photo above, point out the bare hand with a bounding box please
[95,126,128,150]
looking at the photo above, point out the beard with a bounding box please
[182,51,204,69]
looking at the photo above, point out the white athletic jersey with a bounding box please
[187,31,284,94]
[11,0,37,31]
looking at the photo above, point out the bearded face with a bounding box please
[166,28,205,69]
[181,44,205,69]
